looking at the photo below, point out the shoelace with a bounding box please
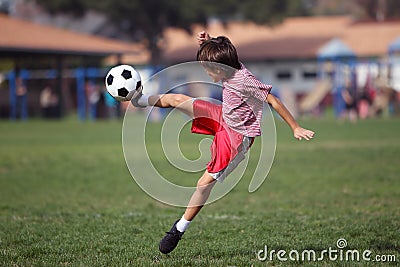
[165,231,182,239]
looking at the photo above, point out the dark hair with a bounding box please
[197,36,241,71]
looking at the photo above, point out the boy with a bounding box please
[131,31,315,254]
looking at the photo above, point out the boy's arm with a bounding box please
[266,94,315,141]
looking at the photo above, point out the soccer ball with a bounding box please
[105,65,142,101]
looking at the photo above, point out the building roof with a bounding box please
[0,14,148,61]
[388,36,400,54]
[343,20,400,57]
[317,38,356,59]
[161,16,400,62]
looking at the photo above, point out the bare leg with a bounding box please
[183,171,216,221]
[149,94,194,117]
[148,93,214,220]
[160,172,215,254]
[157,96,213,254]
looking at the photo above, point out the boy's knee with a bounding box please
[170,94,190,107]
[195,184,211,195]
[196,179,215,194]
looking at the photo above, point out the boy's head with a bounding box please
[197,36,241,81]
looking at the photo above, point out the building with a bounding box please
[0,14,149,119]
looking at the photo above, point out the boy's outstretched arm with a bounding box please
[266,94,315,141]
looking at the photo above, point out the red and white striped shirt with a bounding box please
[222,64,272,137]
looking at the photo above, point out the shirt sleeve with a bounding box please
[244,75,272,101]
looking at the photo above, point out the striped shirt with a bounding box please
[222,64,272,137]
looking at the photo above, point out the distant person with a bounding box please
[358,74,376,119]
[358,88,371,119]
[103,88,118,119]
[40,85,59,118]
[14,76,28,120]
[341,79,358,122]
[86,80,100,120]
[130,31,315,254]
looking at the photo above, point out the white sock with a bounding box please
[176,215,191,232]
[138,95,149,106]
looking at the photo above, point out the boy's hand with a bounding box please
[197,31,210,45]
[294,127,315,141]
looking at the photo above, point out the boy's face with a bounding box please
[205,67,225,83]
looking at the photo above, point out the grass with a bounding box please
[0,116,399,266]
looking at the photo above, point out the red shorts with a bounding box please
[191,99,251,174]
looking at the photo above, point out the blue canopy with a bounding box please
[388,36,400,54]
[317,38,356,60]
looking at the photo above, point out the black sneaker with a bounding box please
[130,85,146,108]
[159,220,184,254]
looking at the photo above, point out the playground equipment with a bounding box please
[388,36,400,92]
[299,79,331,113]
[315,38,356,117]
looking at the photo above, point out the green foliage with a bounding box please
[0,117,399,266]
[35,0,400,63]
[33,0,311,63]
[241,0,289,25]
[386,0,400,19]
[35,0,88,16]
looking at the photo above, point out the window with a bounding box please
[302,71,317,79]
[276,71,292,80]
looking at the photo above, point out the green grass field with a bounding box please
[0,116,399,266]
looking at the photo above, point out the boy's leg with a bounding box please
[183,170,216,220]
[157,99,221,254]
[159,171,216,254]
[159,135,252,252]
[148,94,194,117]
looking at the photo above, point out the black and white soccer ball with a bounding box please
[105,65,142,101]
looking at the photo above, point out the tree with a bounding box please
[0,0,11,14]
[354,0,400,21]
[33,0,312,64]
[33,0,89,16]
[95,0,209,64]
